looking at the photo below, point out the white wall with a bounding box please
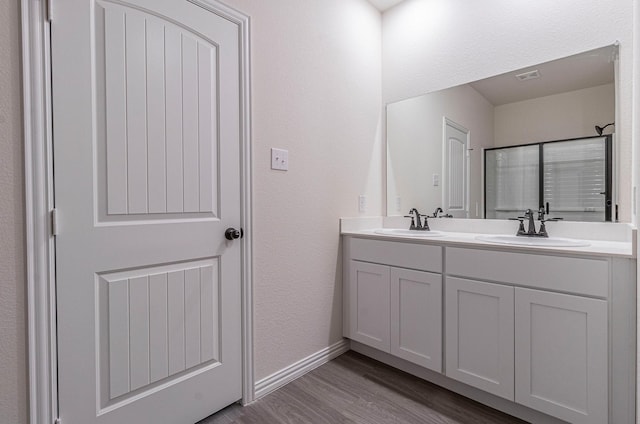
[383,0,634,222]
[387,84,493,217]
[0,0,28,423]
[494,84,615,147]
[220,0,382,381]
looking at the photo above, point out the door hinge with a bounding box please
[45,0,53,21]
[51,208,58,236]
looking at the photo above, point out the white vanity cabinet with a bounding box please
[446,247,610,424]
[345,237,443,372]
[343,235,635,424]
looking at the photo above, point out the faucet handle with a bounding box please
[420,214,431,231]
[404,215,417,230]
[509,217,526,235]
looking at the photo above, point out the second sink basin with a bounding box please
[374,228,444,238]
[476,235,590,247]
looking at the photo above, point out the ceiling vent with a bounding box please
[515,70,540,81]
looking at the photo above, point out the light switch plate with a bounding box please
[432,174,440,186]
[358,195,367,213]
[271,148,288,171]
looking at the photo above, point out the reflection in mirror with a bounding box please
[485,136,612,221]
[386,45,617,222]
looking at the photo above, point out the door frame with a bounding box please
[21,1,255,422]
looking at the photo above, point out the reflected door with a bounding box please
[443,119,469,218]
[52,1,242,423]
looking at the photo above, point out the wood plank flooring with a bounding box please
[198,351,526,424]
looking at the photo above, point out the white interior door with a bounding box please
[443,119,469,218]
[52,1,243,423]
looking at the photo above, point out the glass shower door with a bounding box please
[485,145,539,219]
[542,137,609,222]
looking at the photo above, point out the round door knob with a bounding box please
[225,227,242,240]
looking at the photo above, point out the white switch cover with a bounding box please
[432,174,440,186]
[358,195,367,213]
[395,197,402,212]
[271,148,289,171]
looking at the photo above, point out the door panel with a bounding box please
[515,288,608,424]
[445,277,514,400]
[97,1,220,222]
[53,1,242,422]
[350,261,391,352]
[100,258,221,404]
[390,268,442,371]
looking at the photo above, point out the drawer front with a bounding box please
[350,237,442,273]
[446,247,609,298]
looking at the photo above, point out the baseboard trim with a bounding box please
[254,339,350,400]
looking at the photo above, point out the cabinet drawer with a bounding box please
[349,238,442,273]
[446,247,608,298]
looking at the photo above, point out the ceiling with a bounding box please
[469,46,616,106]
[367,0,405,12]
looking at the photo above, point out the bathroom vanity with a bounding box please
[341,219,636,424]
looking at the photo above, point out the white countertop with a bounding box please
[341,228,635,258]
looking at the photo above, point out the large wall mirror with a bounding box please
[386,45,618,222]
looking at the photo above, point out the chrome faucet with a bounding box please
[405,208,430,231]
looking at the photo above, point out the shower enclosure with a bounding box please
[484,135,613,222]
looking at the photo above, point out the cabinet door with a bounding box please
[445,277,514,400]
[349,261,390,352]
[390,268,442,371]
[515,288,607,424]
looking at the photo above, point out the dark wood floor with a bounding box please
[198,351,526,424]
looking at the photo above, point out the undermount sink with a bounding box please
[374,228,444,237]
[476,235,590,247]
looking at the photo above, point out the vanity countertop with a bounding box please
[341,228,635,258]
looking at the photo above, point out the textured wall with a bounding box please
[0,0,28,423]
[219,0,383,380]
[383,0,634,221]
[494,84,615,147]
